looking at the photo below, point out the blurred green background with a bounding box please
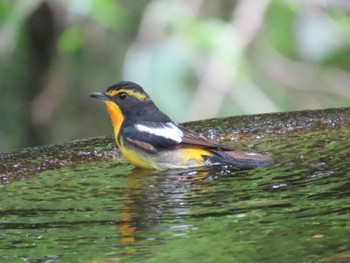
[1,0,350,152]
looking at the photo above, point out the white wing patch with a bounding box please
[135,122,183,143]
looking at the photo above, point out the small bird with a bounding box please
[89,81,272,170]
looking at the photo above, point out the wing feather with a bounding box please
[179,127,233,150]
[122,122,182,152]
[210,149,273,167]
[125,137,157,152]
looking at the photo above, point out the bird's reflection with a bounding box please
[115,167,222,254]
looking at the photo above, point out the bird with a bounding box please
[89,81,272,170]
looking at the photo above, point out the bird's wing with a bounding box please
[123,122,233,152]
[122,122,183,152]
[122,123,272,166]
[179,126,233,150]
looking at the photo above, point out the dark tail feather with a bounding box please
[208,150,273,168]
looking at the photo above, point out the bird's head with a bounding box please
[89,81,163,136]
[89,81,151,115]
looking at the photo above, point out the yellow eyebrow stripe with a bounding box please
[105,89,148,100]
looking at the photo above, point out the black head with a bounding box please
[89,81,170,122]
[90,80,150,107]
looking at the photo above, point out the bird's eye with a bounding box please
[118,92,127,100]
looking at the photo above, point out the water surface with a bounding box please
[1,127,350,262]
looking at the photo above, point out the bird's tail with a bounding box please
[208,149,273,168]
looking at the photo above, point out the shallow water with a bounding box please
[1,127,350,262]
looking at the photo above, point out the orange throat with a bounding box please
[104,101,124,143]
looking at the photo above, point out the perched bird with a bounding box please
[89,81,272,170]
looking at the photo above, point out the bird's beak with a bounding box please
[89,92,109,101]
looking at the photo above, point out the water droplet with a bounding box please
[272,183,288,189]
